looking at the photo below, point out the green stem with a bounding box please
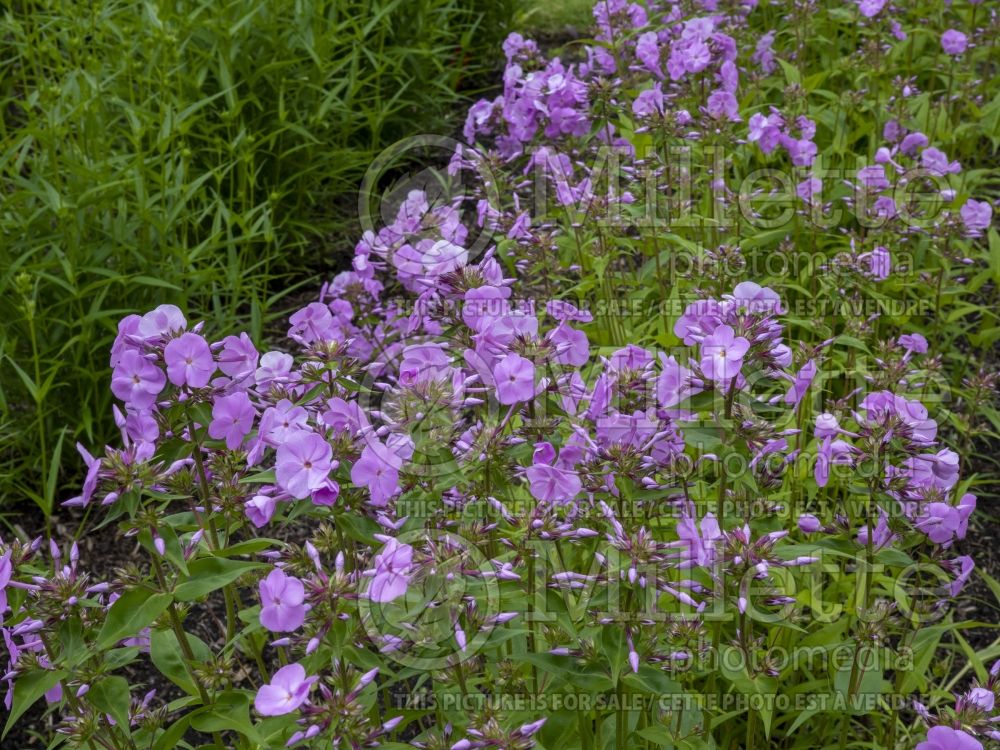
[187,415,239,644]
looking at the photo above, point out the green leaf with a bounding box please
[622,667,681,696]
[43,427,67,516]
[3,669,67,739]
[214,538,280,557]
[57,617,87,669]
[601,627,627,685]
[96,589,173,649]
[139,527,188,576]
[88,676,131,730]
[776,58,801,85]
[153,713,192,750]
[190,690,261,743]
[131,275,183,291]
[636,724,674,747]
[174,557,264,601]
[150,628,213,697]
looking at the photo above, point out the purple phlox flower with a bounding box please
[750,28,777,72]
[312,478,340,507]
[398,343,453,386]
[464,97,499,142]
[857,0,887,18]
[275,431,333,500]
[946,555,976,597]
[784,360,817,408]
[632,85,665,118]
[259,568,307,632]
[798,513,822,533]
[914,501,967,545]
[625,630,640,673]
[898,333,929,355]
[957,494,977,538]
[517,718,547,738]
[545,299,592,324]
[217,333,259,378]
[0,550,12,618]
[674,512,722,567]
[164,332,214,388]
[607,344,653,373]
[208,391,256,450]
[906,448,961,491]
[815,438,856,487]
[64,442,101,508]
[118,406,158,449]
[718,60,739,94]
[781,136,817,167]
[288,302,342,346]
[502,32,539,62]
[111,350,166,408]
[367,538,414,603]
[883,119,903,142]
[254,663,317,716]
[419,240,468,280]
[941,30,968,56]
[635,31,663,78]
[747,112,784,154]
[657,354,701,409]
[462,285,511,332]
[109,314,142,368]
[548,321,589,367]
[858,244,890,280]
[874,147,897,167]
[857,509,896,549]
[256,351,295,385]
[900,132,929,156]
[727,282,782,314]
[882,393,938,444]
[770,343,793,369]
[749,437,790,470]
[595,409,661,452]
[797,176,823,204]
[533,441,556,466]
[261,399,309,445]
[351,440,402,507]
[525,463,582,504]
[246,494,278,528]
[137,304,186,340]
[964,687,995,713]
[706,90,740,122]
[493,352,536,405]
[857,164,890,191]
[475,308,538,347]
[700,325,750,383]
[915,726,982,750]
[960,199,992,236]
[921,147,961,176]
[814,413,840,439]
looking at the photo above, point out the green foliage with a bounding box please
[0,0,518,516]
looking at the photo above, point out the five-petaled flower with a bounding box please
[259,568,307,632]
[254,663,317,716]
[275,431,333,499]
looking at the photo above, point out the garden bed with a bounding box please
[3,2,1000,750]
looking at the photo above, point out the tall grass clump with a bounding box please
[0,0,518,519]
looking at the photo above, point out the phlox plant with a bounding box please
[2,1,1000,749]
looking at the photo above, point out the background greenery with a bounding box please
[0,0,521,520]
